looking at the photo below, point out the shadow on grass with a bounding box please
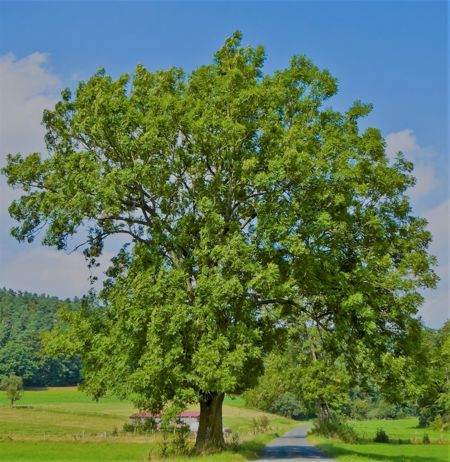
[357,437,412,444]
[258,445,331,459]
[317,442,446,462]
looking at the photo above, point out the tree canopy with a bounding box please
[2,32,437,450]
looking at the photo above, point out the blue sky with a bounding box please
[0,1,448,327]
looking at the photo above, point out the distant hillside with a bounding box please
[0,288,82,386]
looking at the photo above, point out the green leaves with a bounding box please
[0,374,24,407]
[2,32,437,416]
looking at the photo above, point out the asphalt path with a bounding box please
[256,425,335,461]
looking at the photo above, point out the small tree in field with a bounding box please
[0,374,24,407]
[3,32,437,450]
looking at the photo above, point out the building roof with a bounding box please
[178,411,200,418]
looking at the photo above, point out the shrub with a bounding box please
[374,428,389,443]
[228,432,240,450]
[366,400,397,420]
[423,433,431,444]
[350,399,370,420]
[122,422,135,433]
[243,388,310,420]
[251,415,270,434]
[123,418,157,435]
[140,418,157,433]
[171,424,192,455]
[311,417,358,443]
[0,375,24,407]
[269,392,306,419]
[159,441,169,459]
[156,424,193,457]
[431,414,450,431]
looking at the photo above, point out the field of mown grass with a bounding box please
[310,418,450,462]
[0,387,299,462]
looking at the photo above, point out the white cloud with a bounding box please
[386,131,448,328]
[0,247,112,298]
[385,129,440,200]
[424,199,449,255]
[385,129,418,158]
[419,268,449,329]
[0,52,61,218]
[418,199,450,328]
[0,52,61,156]
[409,164,440,201]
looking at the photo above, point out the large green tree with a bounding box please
[3,32,436,450]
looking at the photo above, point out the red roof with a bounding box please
[179,411,200,418]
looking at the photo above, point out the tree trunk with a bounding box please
[195,392,225,452]
[319,397,331,420]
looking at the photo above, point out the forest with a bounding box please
[0,288,81,386]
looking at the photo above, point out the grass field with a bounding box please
[0,388,299,462]
[2,389,449,462]
[310,418,450,462]
[350,418,450,444]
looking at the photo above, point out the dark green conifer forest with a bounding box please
[0,288,81,386]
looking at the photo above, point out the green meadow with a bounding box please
[350,418,450,444]
[313,440,449,462]
[310,418,450,462]
[0,388,298,462]
[1,388,449,462]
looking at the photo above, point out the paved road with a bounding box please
[256,425,335,461]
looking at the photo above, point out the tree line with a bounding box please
[0,288,81,387]
[243,320,450,430]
